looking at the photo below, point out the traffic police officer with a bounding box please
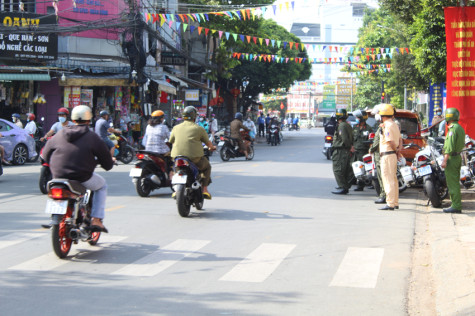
[379,104,402,210]
[332,108,354,195]
[441,108,465,213]
[352,109,373,191]
[369,107,386,203]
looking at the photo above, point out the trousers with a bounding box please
[381,154,398,207]
[332,148,352,190]
[191,156,212,187]
[445,156,462,210]
[81,173,107,219]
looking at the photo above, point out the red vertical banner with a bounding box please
[445,7,475,137]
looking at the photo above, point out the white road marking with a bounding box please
[219,243,296,283]
[8,235,127,271]
[111,239,210,277]
[0,232,45,250]
[329,247,385,288]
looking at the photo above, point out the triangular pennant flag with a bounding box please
[291,1,295,10]
[204,14,209,21]
[178,14,184,22]
[273,5,277,14]
[168,20,174,28]
[265,38,270,46]
[259,56,263,61]
[160,17,166,27]
[246,9,250,20]
[253,37,257,44]
[259,38,263,45]
[371,48,374,54]
[190,25,195,33]
[277,41,281,48]
[289,42,294,49]
[205,28,209,36]
[183,23,188,32]
[198,27,203,35]
[246,35,251,43]
[377,54,381,60]
[145,13,149,23]
[225,32,230,40]
[240,9,246,20]
[239,34,245,42]
[232,33,238,41]
[153,14,159,23]
[295,43,299,50]
[219,31,223,39]
[405,47,409,54]
[271,39,275,47]
[283,42,287,49]
[175,22,181,30]
[285,57,289,63]
[236,11,242,19]
[329,45,332,52]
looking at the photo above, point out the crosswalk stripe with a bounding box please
[8,235,127,271]
[329,247,384,288]
[219,243,296,283]
[111,239,210,277]
[0,232,45,250]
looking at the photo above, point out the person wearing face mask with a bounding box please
[41,107,74,141]
[369,106,386,204]
[209,114,218,144]
[24,113,37,136]
[12,113,23,128]
[432,107,444,125]
[230,112,250,160]
[198,115,209,133]
[243,115,257,140]
[352,110,373,191]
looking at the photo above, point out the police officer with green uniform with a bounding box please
[332,108,354,194]
[441,108,465,213]
[370,123,386,203]
[352,110,373,191]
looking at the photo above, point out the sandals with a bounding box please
[203,192,212,200]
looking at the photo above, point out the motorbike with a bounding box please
[460,135,475,188]
[44,179,101,258]
[38,136,53,194]
[171,156,205,217]
[289,123,300,131]
[129,150,172,197]
[109,133,135,164]
[267,123,280,146]
[219,130,254,161]
[322,134,333,160]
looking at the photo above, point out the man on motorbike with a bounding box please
[12,113,23,128]
[24,113,37,136]
[40,107,74,141]
[95,110,122,159]
[352,110,373,191]
[42,105,114,232]
[230,112,250,159]
[441,108,466,213]
[169,106,216,199]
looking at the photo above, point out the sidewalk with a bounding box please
[409,190,475,316]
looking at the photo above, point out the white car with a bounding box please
[0,118,37,165]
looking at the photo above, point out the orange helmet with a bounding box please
[151,110,164,117]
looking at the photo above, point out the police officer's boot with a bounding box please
[332,188,348,195]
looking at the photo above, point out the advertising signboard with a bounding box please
[0,13,58,60]
[185,89,200,101]
[322,85,336,111]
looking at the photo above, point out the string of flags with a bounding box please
[143,1,295,24]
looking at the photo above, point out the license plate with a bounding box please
[45,200,68,215]
[418,165,432,177]
[324,143,332,148]
[172,174,187,184]
[364,163,372,171]
[218,141,224,147]
[129,168,143,177]
[401,166,413,176]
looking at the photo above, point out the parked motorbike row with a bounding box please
[350,135,475,208]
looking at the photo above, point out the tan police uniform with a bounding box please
[379,119,401,208]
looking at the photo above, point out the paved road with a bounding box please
[0,128,417,315]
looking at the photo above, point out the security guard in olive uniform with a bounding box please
[332,108,354,194]
[352,109,373,191]
[369,107,386,203]
[441,108,465,213]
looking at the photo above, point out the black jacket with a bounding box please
[42,124,113,182]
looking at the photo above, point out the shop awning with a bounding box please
[153,79,176,94]
[176,76,211,91]
[0,73,51,81]
[59,74,134,87]
[166,74,188,88]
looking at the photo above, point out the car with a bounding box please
[0,118,37,165]
[365,109,426,164]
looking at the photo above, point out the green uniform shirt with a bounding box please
[333,121,353,149]
[353,122,373,152]
[369,126,382,161]
[169,121,210,159]
[443,122,465,156]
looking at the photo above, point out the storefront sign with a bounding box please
[173,100,184,106]
[81,89,93,107]
[0,13,58,60]
[65,86,81,108]
[322,85,336,111]
[161,52,186,66]
[445,7,475,137]
[185,89,200,101]
[197,106,207,116]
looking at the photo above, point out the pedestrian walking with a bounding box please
[378,104,402,211]
[257,113,265,137]
[331,108,354,195]
[441,108,465,213]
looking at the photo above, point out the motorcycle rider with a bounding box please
[95,110,121,159]
[332,108,354,194]
[12,113,23,128]
[352,110,373,191]
[209,114,218,144]
[142,110,173,177]
[324,113,337,136]
[243,115,257,140]
[42,105,114,232]
[24,113,37,136]
[169,106,216,199]
[198,115,209,133]
[441,108,466,213]
[40,107,74,141]
[230,112,250,159]
[369,106,387,204]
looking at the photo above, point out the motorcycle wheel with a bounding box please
[326,149,332,160]
[398,171,407,193]
[273,135,278,146]
[52,220,72,259]
[220,146,231,161]
[176,184,191,217]
[135,176,152,197]
[39,166,51,194]
[247,146,255,160]
[88,231,101,245]
[424,177,442,208]
[119,146,134,164]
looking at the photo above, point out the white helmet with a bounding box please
[71,105,93,121]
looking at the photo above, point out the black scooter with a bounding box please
[219,133,254,161]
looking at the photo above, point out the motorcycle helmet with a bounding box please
[379,104,395,116]
[12,113,21,119]
[71,105,93,121]
[235,112,243,121]
[335,108,347,120]
[151,110,164,118]
[445,107,460,122]
[182,106,197,121]
[57,107,70,116]
[99,110,110,117]
[435,107,442,116]
[26,113,36,121]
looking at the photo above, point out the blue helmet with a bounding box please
[100,110,109,117]
[12,113,20,118]
[235,112,243,121]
